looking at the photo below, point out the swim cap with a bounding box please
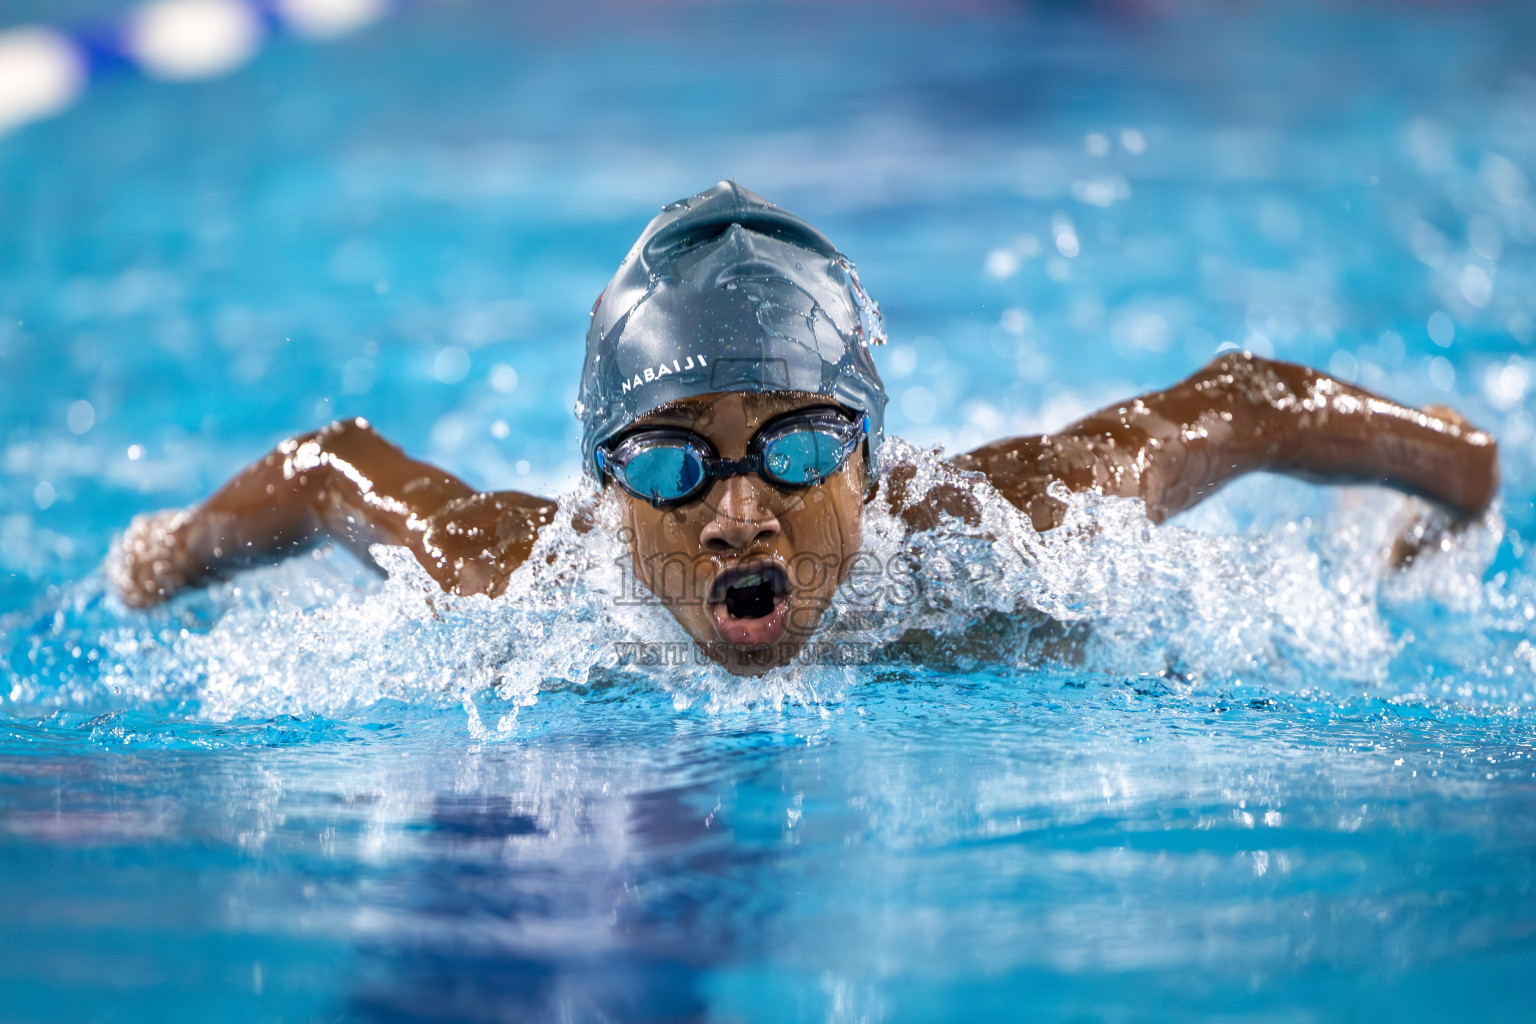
[576,180,887,481]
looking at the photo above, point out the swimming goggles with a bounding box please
[596,407,868,509]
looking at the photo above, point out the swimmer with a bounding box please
[109,181,1500,674]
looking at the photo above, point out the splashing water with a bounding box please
[7,439,1519,736]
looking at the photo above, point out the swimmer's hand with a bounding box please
[1384,403,1491,569]
[107,509,202,608]
[881,461,984,533]
[109,418,558,608]
[1387,499,1466,569]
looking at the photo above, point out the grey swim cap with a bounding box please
[576,181,887,480]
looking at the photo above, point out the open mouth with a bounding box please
[707,562,791,650]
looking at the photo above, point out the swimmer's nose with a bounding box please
[700,476,781,554]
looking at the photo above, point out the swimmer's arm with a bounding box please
[110,417,556,607]
[952,351,1499,531]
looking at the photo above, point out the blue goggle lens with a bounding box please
[602,408,863,508]
[761,428,850,485]
[620,443,707,503]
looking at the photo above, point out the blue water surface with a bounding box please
[4,1,1536,1021]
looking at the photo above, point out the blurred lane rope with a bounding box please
[0,0,422,137]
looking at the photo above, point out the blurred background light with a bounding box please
[276,0,388,40]
[126,0,264,81]
[0,28,86,135]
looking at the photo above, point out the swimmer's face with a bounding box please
[612,392,867,675]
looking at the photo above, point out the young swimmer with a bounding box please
[109,182,1500,674]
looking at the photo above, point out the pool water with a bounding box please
[4,1,1536,1020]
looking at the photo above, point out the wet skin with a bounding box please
[111,352,1500,673]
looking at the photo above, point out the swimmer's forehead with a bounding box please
[635,391,846,428]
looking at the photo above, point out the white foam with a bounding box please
[831,439,1506,696]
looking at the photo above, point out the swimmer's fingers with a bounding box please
[106,509,200,608]
[1387,496,1475,570]
[883,462,983,533]
[413,490,560,597]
